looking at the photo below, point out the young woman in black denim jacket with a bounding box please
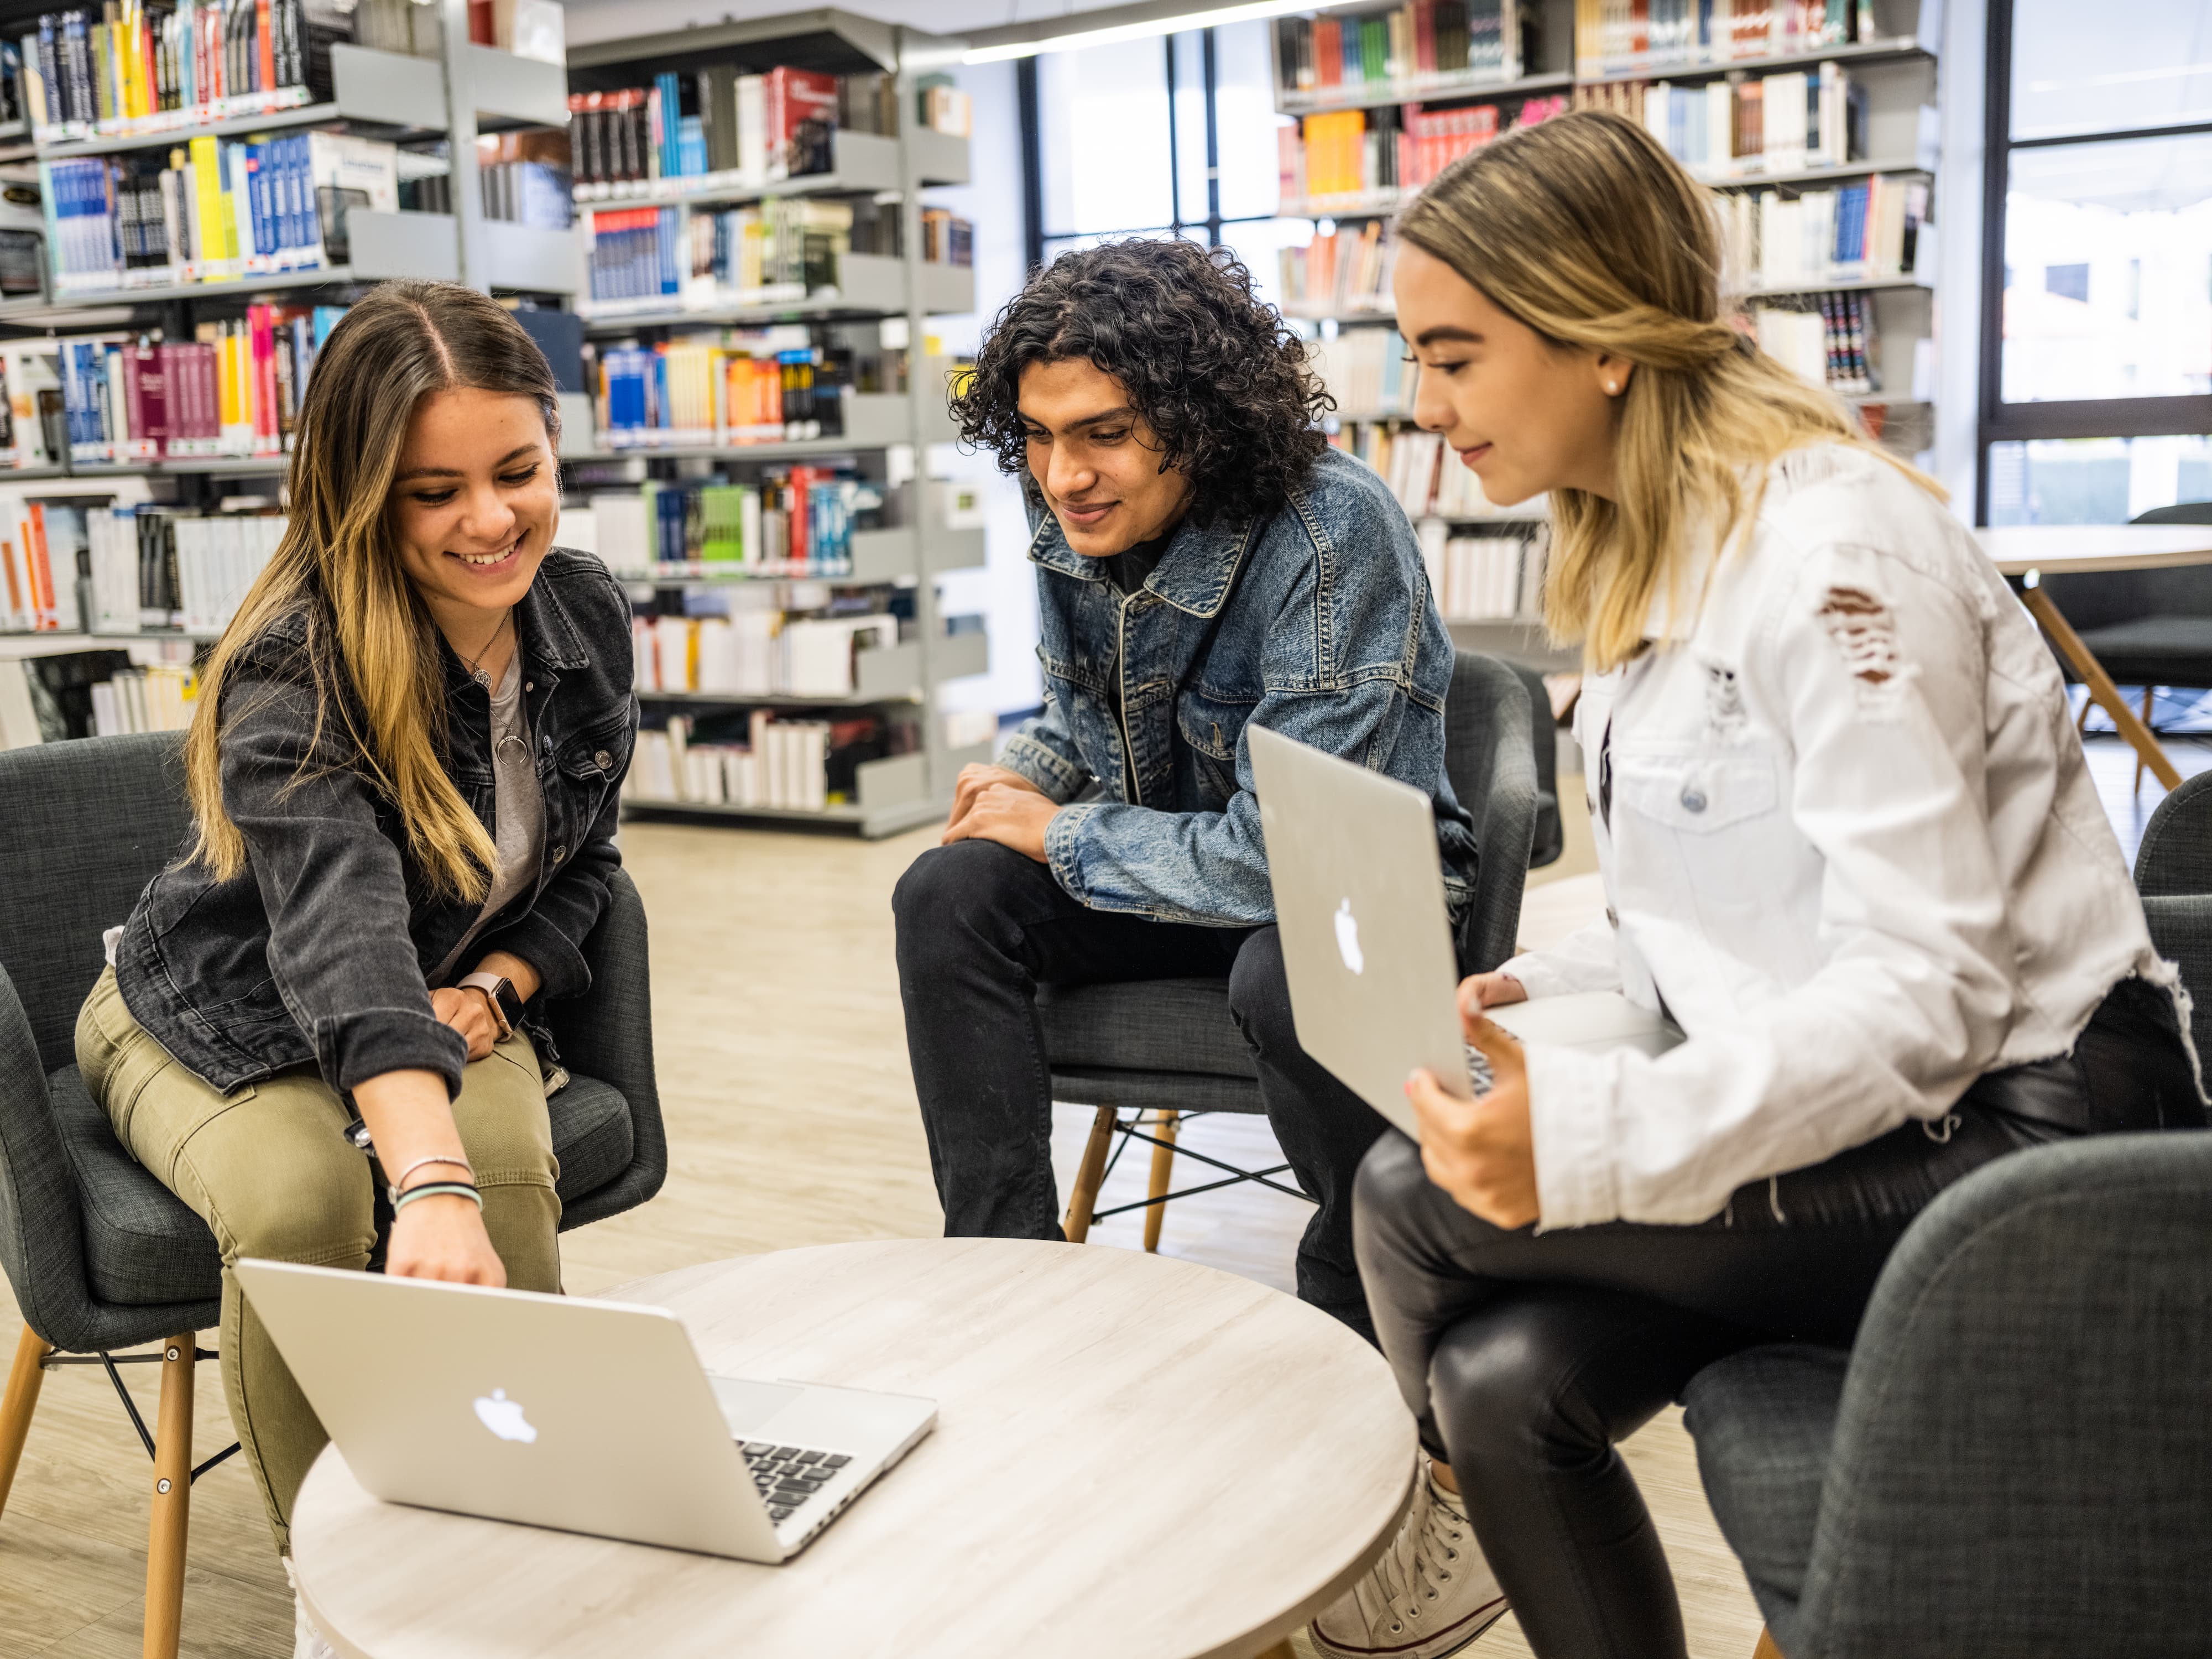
[75,283,637,1579]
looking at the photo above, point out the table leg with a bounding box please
[2021,587,2181,791]
[1251,1643,1299,1659]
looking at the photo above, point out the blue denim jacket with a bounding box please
[1001,445,1479,926]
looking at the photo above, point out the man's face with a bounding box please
[1018,357,1193,557]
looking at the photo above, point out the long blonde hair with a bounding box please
[1396,111,1938,671]
[185,281,559,900]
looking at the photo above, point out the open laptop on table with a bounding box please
[1246,724,1680,1136]
[234,1259,935,1561]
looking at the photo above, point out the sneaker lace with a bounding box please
[1357,1479,1467,1634]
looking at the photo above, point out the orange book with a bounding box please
[258,0,277,93]
[25,502,56,629]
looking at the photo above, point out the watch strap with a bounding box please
[456,971,516,1040]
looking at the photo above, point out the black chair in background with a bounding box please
[1040,650,1545,1250]
[2038,500,2212,790]
[0,733,663,1658]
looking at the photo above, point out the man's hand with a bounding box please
[943,781,1058,863]
[1408,1017,1539,1229]
[1457,971,1527,1034]
[945,763,1044,837]
[431,985,499,1062]
[385,1193,507,1286]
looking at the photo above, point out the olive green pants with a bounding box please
[76,967,561,1553]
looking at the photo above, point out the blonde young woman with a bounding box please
[75,284,635,1608]
[1308,113,2201,1659]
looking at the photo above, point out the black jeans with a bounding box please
[893,838,1395,1339]
[1352,975,2203,1659]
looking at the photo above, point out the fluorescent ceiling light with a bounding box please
[964,0,1317,65]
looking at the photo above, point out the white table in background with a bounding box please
[289,1238,1416,1659]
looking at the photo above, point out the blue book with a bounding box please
[677,116,705,178]
[650,352,669,431]
[656,207,679,295]
[654,482,685,561]
[246,143,273,257]
[655,72,681,171]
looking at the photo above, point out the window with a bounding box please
[1024,22,1301,306]
[1978,0,2212,521]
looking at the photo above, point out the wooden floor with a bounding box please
[3,739,2177,1656]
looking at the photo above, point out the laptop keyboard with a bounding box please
[742,1442,852,1526]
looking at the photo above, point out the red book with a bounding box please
[249,305,279,449]
[258,0,276,93]
[1316,20,1342,86]
[468,0,495,46]
[130,345,169,450]
[1414,0,1436,74]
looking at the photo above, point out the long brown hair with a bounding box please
[185,281,560,900]
[1396,111,1938,671]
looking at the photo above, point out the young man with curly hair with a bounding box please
[893,237,1480,1348]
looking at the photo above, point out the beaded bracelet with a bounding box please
[391,1181,484,1214]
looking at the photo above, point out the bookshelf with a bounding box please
[1270,0,1945,667]
[564,12,983,838]
[0,0,589,744]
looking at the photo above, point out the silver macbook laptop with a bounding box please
[1248,724,1678,1138]
[234,1258,935,1562]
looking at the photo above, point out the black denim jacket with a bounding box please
[114,549,638,1099]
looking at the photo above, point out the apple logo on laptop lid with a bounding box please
[474,1388,539,1444]
[1334,899,1364,976]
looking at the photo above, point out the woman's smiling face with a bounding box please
[1393,240,1628,507]
[389,385,559,622]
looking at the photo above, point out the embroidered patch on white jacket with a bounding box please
[1700,656,1748,743]
[1815,585,1906,712]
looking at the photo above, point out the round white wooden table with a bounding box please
[290,1239,1417,1659]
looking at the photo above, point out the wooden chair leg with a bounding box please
[1062,1107,1119,1244]
[2136,685,2155,794]
[0,1322,51,1521]
[1753,1627,1785,1659]
[1142,1110,1181,1253]
[141,1335,196,1659]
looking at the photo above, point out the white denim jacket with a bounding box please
[1500,443,2182,1230]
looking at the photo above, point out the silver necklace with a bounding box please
[460,611,512,686]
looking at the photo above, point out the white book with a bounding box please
[736,76,766,188]
[90,680,122,737]
[0,660,43,748]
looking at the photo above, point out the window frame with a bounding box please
[1975,0,2212,518]
[1020,27,1288,266]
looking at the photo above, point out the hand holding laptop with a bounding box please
[1406,985,1540,1231]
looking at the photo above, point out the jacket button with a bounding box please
[541,734,552,753]
[525,681,534,692]
[1680,787,1708,813]
[593,749,612,770]
[551,846,566,864]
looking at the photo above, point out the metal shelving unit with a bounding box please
[566,11,982,837]
[1270,0,1943,671]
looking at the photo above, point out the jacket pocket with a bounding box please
[1613,752,1777,834]
[1176,690,1254,799]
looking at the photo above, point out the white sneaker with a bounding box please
[1310,1460,1507,1659]
[285,1557,337,1659]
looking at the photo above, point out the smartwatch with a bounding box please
[457,971,524,1040]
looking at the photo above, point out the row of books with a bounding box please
[0,646,179,744]
[593,331,852,447]
[1754,290,1880,395]
[1276,2,1529,96]
[583,197,873,310]
[1724,173,1929,289]
[51,308,336,463]
[1573,0,1876,77]
[1631,65,1869,178]
[1281,93,1568,201]
[1310,325,1421,418]
[1279,222,1396,316]
[45,131,398,292]
[0,497,87,630]
[1417,524,1545,622]
[86,506,282,634]
[632,608,899,700]
[627,711,901,813]
[593,472,873,576]
[18,0,343,141]
[87,661,194,733]
[1335,422,1526,523]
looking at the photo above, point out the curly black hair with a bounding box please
[950,238,1333,526]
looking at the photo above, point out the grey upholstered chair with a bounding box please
[1684,772,2212,1659]
[0,733,662,1658]
[1039,650,1541,1246]
[2132,767,2212,1059]
[1683,1129,2212,1659]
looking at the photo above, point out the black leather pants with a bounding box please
[1351,976,2201,1659]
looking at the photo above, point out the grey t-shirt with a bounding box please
[432,650,545,985]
